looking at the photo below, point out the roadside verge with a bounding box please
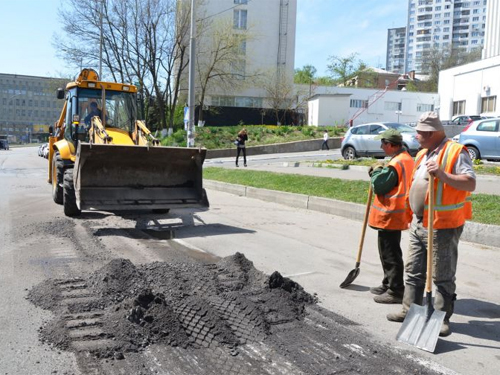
[204,180,499,248]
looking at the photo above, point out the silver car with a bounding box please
[458,117,500,160]
[341,122,420,160]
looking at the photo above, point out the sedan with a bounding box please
[458,117,500,160]
[341,122,420,160]
[38,143,48,157]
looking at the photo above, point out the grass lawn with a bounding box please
[204,167,500,226]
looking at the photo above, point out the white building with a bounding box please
[193,0,296,113]
[307,87,438,127]
[438,0,499,120]
[405,0,487,74]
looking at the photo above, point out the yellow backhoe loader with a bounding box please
[48,69,208,217]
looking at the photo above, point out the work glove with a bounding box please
[368,162,385,177]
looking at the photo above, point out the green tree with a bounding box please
[327,53,367,86]
[294,65,317,84]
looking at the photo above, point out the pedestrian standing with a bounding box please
[322,130,330,150]
[387,112,476,337]
[368,129,414,304]
[235,128,248,167]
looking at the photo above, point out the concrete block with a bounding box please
[308,196,366,221]
[204,180,246,196]
[246,187,309,209]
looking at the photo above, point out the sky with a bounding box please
[0,0,408,78]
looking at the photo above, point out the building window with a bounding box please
[230,60,246,79]
[233,9,247,29]
[211,96,262,108]
[481,96,496,113]
[350,99,368,108]
[453,100,466,116]
[384,102,401,111]
[417,103,434,112]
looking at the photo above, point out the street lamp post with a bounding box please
[187,0,196,148]
[395,110,402,122]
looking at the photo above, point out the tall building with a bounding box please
[183,0,297,125]
[0,73,66,143]
[482,0,500,58]
[386,27,407,74]
[405,0,488,74]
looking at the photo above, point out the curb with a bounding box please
[204,180,500,248]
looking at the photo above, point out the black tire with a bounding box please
[51,151,64,205]
[342,146,356,160]
[63,168,81,217]
[467,146,480,161]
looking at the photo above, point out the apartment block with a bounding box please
[406,0,487,74]
[386,27,406,74]
[0,73,66,143]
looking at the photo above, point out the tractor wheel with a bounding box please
[63,168,81,217]
[51,151,64,205]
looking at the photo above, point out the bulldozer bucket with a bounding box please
[74,143,209,212]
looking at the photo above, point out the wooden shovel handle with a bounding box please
[355,184,373,263]
[426,176,435,293]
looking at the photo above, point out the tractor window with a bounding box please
[77,88,137,132]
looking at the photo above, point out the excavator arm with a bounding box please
[133,120,160,146]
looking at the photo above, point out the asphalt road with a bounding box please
[1,147,499,375]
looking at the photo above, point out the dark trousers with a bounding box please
[236,146,246,165]
[378,230,404,294]
[321,140,329,150]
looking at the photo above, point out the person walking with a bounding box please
[235,128,248,167]
[322,130,330,150]
[387,112,476,337]
[368,129,414,304]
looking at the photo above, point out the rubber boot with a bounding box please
[387,285,424,322]
[435,291,456,337]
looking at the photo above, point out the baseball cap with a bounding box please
[415,111,444,131]
[374,128,403,144]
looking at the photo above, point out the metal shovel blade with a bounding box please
[339,266,360,288]
[396,303,446,353]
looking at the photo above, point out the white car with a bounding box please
[341,122,420,160]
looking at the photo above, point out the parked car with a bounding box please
[341,122,420,160]
[0,139,9,150]
[458,117,500,160]
[38,143,49,158]
[449,115,483,125]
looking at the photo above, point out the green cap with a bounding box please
[375,128,403,144]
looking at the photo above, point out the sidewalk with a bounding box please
[204,150,500,248]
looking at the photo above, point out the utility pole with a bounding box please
[187,0,196,148]
[99,0,104,79]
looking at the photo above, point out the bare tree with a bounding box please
[408,46,482,92]
[261,69,295,125]
[192,15,255,122]
[55,0,189,131]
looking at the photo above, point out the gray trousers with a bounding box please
[404,218,463,319]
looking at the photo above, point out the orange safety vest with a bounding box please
[369,151,415,230]
[413,141,472,229]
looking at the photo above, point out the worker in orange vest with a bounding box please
[368,129,414,304]
[387,112,476,337]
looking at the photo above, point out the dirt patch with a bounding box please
[28,252,317,359]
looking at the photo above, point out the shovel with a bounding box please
[339,184,373,288]
[396,176,445,353]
